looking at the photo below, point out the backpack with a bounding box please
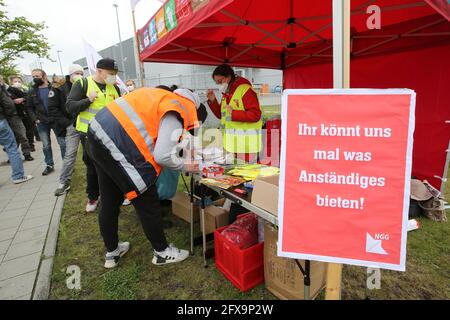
[419,198,448,222]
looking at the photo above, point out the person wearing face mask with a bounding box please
[65,58,121,213]
[0,75,34,162]
[0,82,33,185]
[125,80,136,93]
[54,64,85,196]
[85,87,207,268]
[7,76,36,153]
[206,64,262,163]
[27,69,67,175]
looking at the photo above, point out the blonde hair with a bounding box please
[8,75,23,85]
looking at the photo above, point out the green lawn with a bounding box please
[49,153,449,300]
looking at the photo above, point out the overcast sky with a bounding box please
[5,0,162,75]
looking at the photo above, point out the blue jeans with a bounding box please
[0,118,24,180]
[37,122,66,167]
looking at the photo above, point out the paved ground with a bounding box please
[0,137,65,300]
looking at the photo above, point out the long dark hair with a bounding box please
[212,64,236,83]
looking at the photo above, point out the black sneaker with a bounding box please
[55,183,71,196]
[24,154,34,161]
[42,166,54,176]
[30,145,36,152]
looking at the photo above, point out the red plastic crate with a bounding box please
[214,226,264,292]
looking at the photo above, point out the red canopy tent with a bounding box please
[138,0,450,190]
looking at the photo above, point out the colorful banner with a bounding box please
[149,19,158,44]
[278,89,416,271]
[165,0,178,31]
[143,28,151,48]
[155,7,168,39]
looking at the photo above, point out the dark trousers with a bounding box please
[80,133,99,201]
[20,115,35,148]
[36,122,66,167]
[86,133,168,253]
[8,116,31,156]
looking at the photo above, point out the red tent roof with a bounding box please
[138,0,450,69]
[137,0,450,189]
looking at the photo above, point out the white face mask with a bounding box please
[127,85,135,92]
[12,82,22,89]
[218,82,228,94]
[105,74,117,85]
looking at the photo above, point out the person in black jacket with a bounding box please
[48,77,74,138]
[0,76,33,161]
[7,76,36,152]
[0,81,33,184]
[27,69,66,176]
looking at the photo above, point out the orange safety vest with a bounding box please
[89,88,199,200]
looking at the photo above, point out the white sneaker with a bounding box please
[13,175,33,184]
[122,199,131,206]
[152,244,190,266]
[104,242,130,269]
[86,199,99,213]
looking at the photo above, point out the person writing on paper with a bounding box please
[206,64,263,163]
[85,87,207,268]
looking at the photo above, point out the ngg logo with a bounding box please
[374,233,390,241]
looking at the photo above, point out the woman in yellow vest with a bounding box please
[66,58,120,213]
[207,64,263,163]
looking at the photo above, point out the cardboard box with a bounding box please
[171,192,199,222]
[201,199,230,235]
[264,222,327,300]
[251,175,279,216]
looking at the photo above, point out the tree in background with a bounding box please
[0,0,51,78]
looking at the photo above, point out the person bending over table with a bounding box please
[86,87,207,268]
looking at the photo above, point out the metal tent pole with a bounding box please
[325,0,351,301]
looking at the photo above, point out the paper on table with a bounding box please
[195,147,234,168]
[200,175,246,189]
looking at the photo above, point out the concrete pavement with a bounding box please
[0,137,66,300]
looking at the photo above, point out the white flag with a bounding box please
[82,39,102,74]
[82,39,129,93]
[130,0,141,11]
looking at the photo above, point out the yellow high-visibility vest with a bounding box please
[76,76,119,133]
[220,84,263,154]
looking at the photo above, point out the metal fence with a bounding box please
[128,72,282,128]
[141,71,282,92]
